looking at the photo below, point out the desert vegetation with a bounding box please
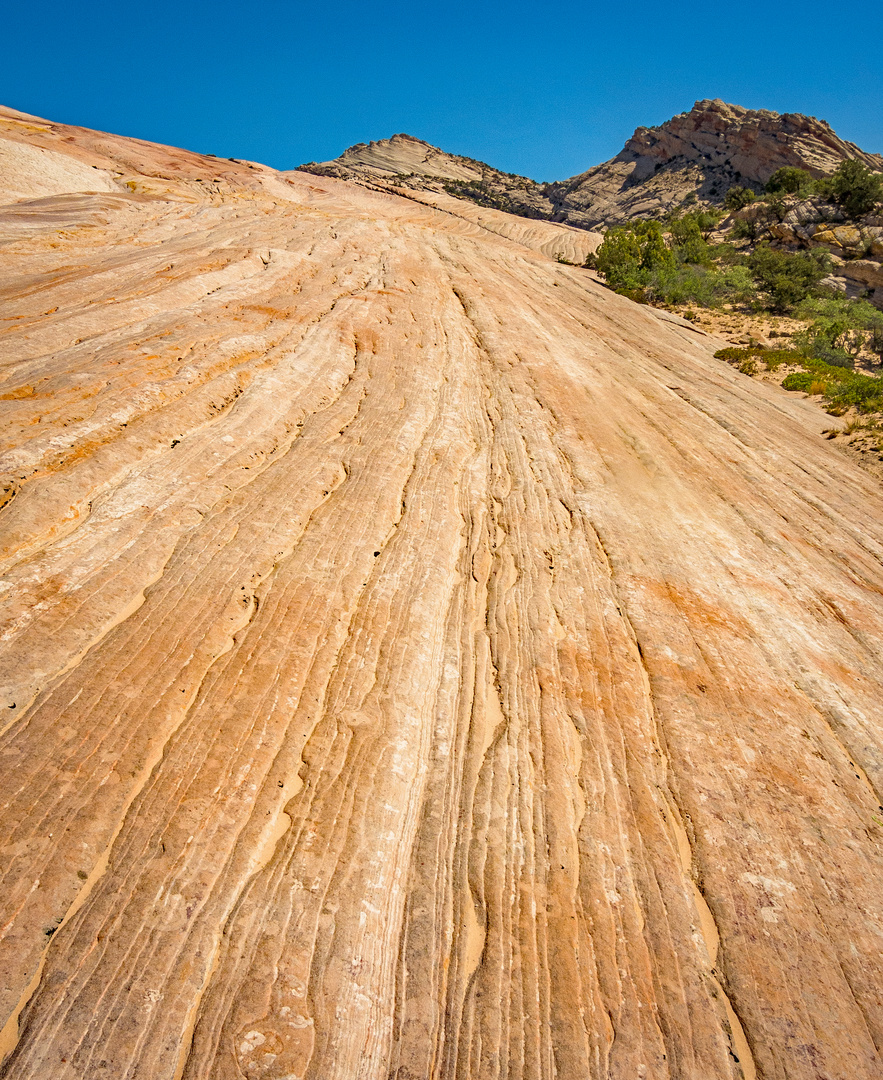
[588,159,883,438]
[589,211,835,315]
[591,160,883,352]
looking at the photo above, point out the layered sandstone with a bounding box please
[1,105,883,1080]
[300,132,557,220]
[553,99,883,226]
[311,101,883,229]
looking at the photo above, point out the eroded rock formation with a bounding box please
[300,132,558,221]
[2,105,883,1080]
[554,99,883,226]
[308,100,883,229]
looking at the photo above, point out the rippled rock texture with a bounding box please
[2,105,883,1080]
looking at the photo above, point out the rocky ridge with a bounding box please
[300,131,558,219]
[306,100,883,229]
[1,105,883,1080]
[557,99,883,227]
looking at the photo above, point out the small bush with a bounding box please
[809,344,855,369]
[714,265,757,305]
[693,209,724,238]
[715,346,760,361]
[763,349,807,370]
[730,217,760,242]
[643,265,714,306]
[794,295,883,361]
[724,186,756,210]
[717,347,883,413]
[595,229,644,290]
[730,201,784,242]
[827,159,883,219]
[594,220,673,290]
[614,286,648,304]
[781,361,883,411]
[759,193,789,222]
[669,216,713,265]
[765,167,815,196]
[747,245,830,313]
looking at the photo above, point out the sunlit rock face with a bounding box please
[307,100,883,231]
[1,104,883,1080]
[551,99,883,227]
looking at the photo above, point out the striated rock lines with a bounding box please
[1,109,883,1079]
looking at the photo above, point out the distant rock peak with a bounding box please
[620,99,868,177]
[301,100,881,231]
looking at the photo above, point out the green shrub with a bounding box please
[714,346,803,369]
[632,220,674,269]
[644,265,717,306]
[827,159,883,219]
[614,286,648,304]
[669,216,713,265]
[759,193,789,222]
[594,220,673,290]
[714,265,757,305]
[714,346,764,361]
[667,208,723,239]
[693,209,724,238]
[640,263,756,308]
[724,186,756,210]
[765,167,815,196]
[595,229,644,290]
[809,344,855,368]
[780,367,883,408]
[730,216,761,242]
[747,245,830,312]
[716,346,883,412]
[794,295,883,361]
[783,359,882,410]
[761,348,807,371]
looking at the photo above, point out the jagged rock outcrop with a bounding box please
[310,101,883,231]
[737,200,883,305]
[553,99,883,227]
[2,105,883,1080]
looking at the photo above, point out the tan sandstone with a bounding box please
[1,105,883,1080]
[306,101,883,230]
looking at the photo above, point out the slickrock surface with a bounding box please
[2,107,883,1080]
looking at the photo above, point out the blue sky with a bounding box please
[2,1,880,181]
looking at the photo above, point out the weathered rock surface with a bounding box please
[307,101,883,231]
[554,99,883,227]
[301,132,559,220]
[2,107,883,1080]
[760,201,883,306]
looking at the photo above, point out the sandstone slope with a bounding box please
[1,108,883,1080]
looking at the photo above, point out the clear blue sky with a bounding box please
[2,0,880,181]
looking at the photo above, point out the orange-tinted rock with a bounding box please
[1,107,883,1080]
